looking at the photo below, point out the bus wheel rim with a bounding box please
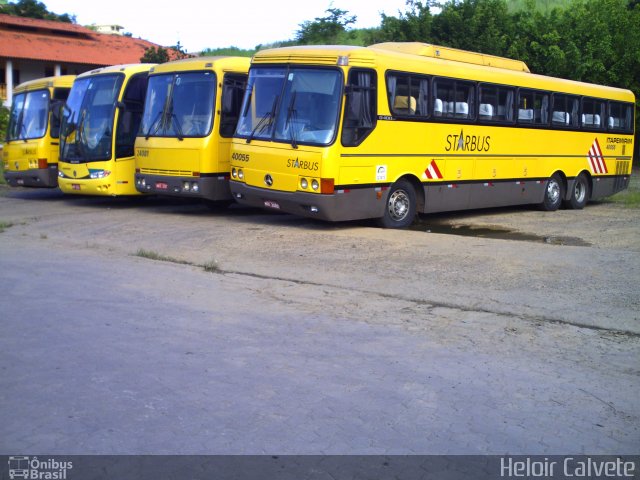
[388,190,409,221]
[547,180,560,203]
[574,181,586,203]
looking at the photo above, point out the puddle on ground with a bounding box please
[410,220,591,247]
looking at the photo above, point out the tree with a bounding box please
[0,0,76,22]
[295,7,357,44]
[140,42,192,64]
[367,0,434,43]
[140,46,170,64]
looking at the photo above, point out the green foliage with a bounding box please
[296,7,357,45]
[606,168,640,206]
[140,46,170,63]
[140,41,191,64]
[0,0,75,22]
[140,46,169,63]
[0,105,9,142]
[506,0,573,12]
[365,0,434,43]
[0,104,8,186]
[201,46,256,57]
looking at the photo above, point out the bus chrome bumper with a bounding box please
[135,173,231,201]
[4,165,58,188]
[230,181,384,222]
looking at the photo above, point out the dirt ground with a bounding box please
[1,178,639,455]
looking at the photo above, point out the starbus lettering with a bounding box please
[287,158,319,171]
[445,129,490,152]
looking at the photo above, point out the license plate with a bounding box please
[16,179,24,185]
[264,200,280,209]
[72,184,81,191]
[156,182,168,190]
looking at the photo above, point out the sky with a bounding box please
[42,0,412,52]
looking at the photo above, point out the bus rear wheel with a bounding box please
[377,179,417,229]
[563,173,590,210]
[540,173,564,211]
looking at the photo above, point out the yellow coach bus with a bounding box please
[58,64,155,195]
[3,75,75,187]
[134,56,249,204]
[229,43,635,228]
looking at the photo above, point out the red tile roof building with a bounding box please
[0,14,168,106]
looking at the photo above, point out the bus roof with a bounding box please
[78,63,156,78]
[13,74,76,93]
[149,56,250,75]
[371,42,530,72]
[252,43,634,102]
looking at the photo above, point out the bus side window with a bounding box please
[49,88,70,139]
[580,97,605,129]
[342,69,376,147]
[116,73,149,158]
[220,74,248,138]
[479,84,515,123]
[608,101,634,133]
[551,93,579,127]
[433,78,475,120]
[387,72,429,117]
[518,89,549,126]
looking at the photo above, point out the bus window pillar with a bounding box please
[4,59,13,107]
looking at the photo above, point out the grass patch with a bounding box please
[605,168,640,208]
[134,248,191,265]
[134,248,222,274]
[202,259,221,273]
[0,221,14,233]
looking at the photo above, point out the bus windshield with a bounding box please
[60,73,124,163]
[236,66,342,146]
[7,90,50,141]
[140,71,216,138]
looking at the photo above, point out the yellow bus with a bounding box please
[229,43,635,228]
[58,64,155,195]
[3,75,75,187]
[134,56,249,204]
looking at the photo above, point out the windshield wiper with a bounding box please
[246,95,278,144]
[170,113,184,141]
[145,110,165,139]
[285,91,299,149]
[19,122,28,142]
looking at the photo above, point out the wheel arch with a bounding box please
[396,173,425,212]
[564,169,593,202]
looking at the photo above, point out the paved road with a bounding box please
[0,189,638,454]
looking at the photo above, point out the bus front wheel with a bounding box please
[377,179,417,229]
[540,173,564,211]
[563,173,590,210]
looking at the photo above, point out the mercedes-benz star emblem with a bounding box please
[264,174,273,187]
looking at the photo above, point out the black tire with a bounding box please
[562,173,590,210]
[377,179,417,229]
[540,173,564,211]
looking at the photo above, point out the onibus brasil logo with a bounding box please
[8,456,73,479]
